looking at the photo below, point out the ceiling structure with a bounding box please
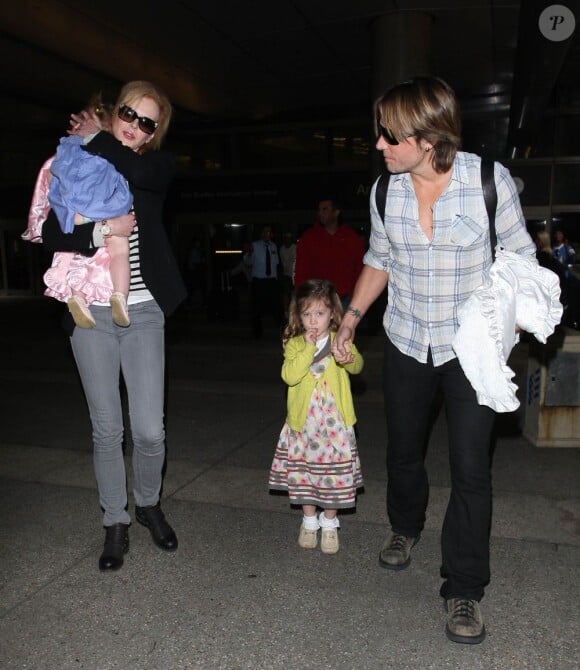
[0,1,579,154]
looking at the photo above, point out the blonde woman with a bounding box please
[42,81,186,571]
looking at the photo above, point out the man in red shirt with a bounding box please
[294,197,364,305]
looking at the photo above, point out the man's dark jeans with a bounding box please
[383,338,495,601]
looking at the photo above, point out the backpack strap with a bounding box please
[375,172,390,221]
[481,159,498,260]
[375,161,498,261]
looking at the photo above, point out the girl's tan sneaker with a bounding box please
[298,525,318,549]
[320,528,339,554]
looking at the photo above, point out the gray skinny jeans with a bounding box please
[70,300,166,526]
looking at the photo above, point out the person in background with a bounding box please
[269,279,364,554]
[41,80,187,572]
[279,231,296,315]
[185,238,207,309]
[538,230,580,329]
[536,231,568,301]
[333,76,538,644]
[552,229,576,266]
[230,241,253,286]
[294,197,364,308]
[245,225,285,338]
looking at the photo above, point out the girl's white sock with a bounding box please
[302,514,320,531]
[318,511,340,529]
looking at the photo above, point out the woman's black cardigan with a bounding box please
[42,131,187,322]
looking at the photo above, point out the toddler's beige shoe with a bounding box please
[67,296,96,329]
[298,525,318,549]
[110,292,130,327]
[320,528,339,554]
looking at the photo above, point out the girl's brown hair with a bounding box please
[283,279,343,345]
[86,93,114,132]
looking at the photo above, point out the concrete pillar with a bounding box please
[371,11,434,101]
[370,12,434,178]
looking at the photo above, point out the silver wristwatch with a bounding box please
[99,220,111,236]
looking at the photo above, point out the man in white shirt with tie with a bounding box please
[246,225,285,338]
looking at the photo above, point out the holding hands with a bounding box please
[333,338,355,365]
[331,325,355,364]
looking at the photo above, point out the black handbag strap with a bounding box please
[375,158,498,258]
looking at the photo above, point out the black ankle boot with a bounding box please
[99,523,130,571]
[135,503,178,551]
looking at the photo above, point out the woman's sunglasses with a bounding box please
[118,104,158,135]
[377,124,409,146]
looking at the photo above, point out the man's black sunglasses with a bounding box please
[377,124,409,146]
[118,104,158,135]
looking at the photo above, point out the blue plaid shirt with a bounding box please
[364,151,536,366]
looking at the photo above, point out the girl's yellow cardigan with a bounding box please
[282,332,364,431]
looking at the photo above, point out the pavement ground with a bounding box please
[0,296,578,670]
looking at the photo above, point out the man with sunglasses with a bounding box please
[332,77,537,644]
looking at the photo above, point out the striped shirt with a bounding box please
[364,151,536,366]
[92,214,152,308]
[126,220,156,305]
[128,223,145,291]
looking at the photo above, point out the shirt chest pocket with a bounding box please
[448,215,486,247]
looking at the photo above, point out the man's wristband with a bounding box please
[345,305,362,320]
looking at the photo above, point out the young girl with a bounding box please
[269,279,364,554]
[23,97,133,328]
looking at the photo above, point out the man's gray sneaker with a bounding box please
[378,531,419,570]
[445,598,486,644]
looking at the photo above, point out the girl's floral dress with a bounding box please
[269,347,363,508]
